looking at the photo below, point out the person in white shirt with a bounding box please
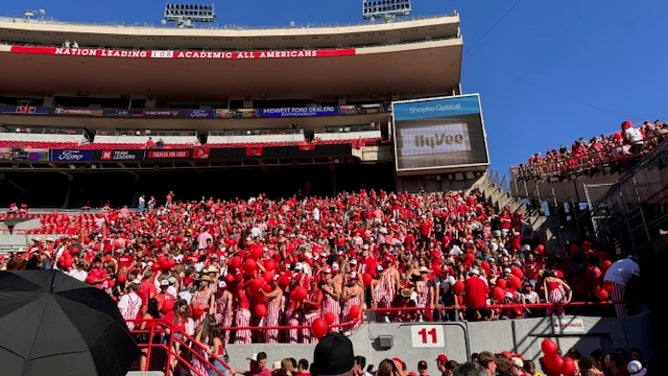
[68,262,88,282]
[621,120,644,155]
[118,281,143,330]
[603,256,641,318]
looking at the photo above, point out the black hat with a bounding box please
[311,333,355,376]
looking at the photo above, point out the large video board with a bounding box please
[391,94,489,175]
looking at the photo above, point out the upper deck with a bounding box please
[0,14,462,102]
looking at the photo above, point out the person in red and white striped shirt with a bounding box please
[118,281,143,330]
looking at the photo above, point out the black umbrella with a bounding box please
[0,269,139,376]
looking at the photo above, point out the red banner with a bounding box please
[246,146,263,156]
[298,142,316,151]
[10,46,357,60]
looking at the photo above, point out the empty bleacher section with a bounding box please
[314,123,383,147]
[0,126,88,148]
[205,128,305,147]
[79,129,201,149]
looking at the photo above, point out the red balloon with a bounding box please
[107,280,116,288]
[546,355,564,374]
[243,259,258,277]
[349,305,360,319]
[263,270,275,283]
[582,240,592,251]
[312,318,328,339]
[496,278,507,289]
[595,288,609,300]
[601,259,612,272]
[250,277,265,291]
[453,280,465,294]
[362,273,372,286]
[277,274,290,289]
[191,306,204,320]
[492,287,506,302]
[151,263,161,272]
[508,276,522,290]
[465,253,475,263]
[324,312,336,325]
[161,299,175,314]
[511,266,524,279]
[561,356,576,376]
[263,283,274,293]
[480,261,490,272]
[229,256,242,269]
[541,339,559,356]
[264,258,276,271]
[168,258,176,268]
[570,244,581,255]
[249,244,264,260]
[254,303,267,318]
[117,274,127,283]
[535,244,545,255]
[293,286,308,302]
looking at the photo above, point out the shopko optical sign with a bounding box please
[10,46,357,59]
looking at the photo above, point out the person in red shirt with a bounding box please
[139,269,158,312]
[294,359,311,376]
[156,279,176,313]
[419,215,433,250]
[463,268,488,321]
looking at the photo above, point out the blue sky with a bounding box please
[3,1,668,175]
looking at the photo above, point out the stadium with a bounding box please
[0,2,667,376]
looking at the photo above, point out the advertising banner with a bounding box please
[192,147,210,160]
[10,45,357,60]
[145,149,191,159]
[391,94,490,174]
[258,106,339,118]
[99,149,144,162]
[103,109,132,117]
[1,105,51,115]
[179,109,216,118]
[49,149,95,163]
[215,109,258,119]
[0,148,49,162]
[140,109,180,117]
[53,107,104,116]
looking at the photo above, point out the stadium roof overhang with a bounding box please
[0,15,462,101]
[0,40,461,101]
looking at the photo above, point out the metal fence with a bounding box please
[585,140,668,256]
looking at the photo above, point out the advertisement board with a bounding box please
[391,94,489,175]
[49,149,95,163]
[99,149,144,162]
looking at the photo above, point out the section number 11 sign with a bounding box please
[410,325,444,348]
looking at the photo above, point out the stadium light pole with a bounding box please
[362,0,411,23]
[163,3,216,28]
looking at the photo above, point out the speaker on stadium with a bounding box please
[375,335,394,350]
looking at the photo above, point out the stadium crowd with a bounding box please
[1,187,635,341]
[513,119,668,180]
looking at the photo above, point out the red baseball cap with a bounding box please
[436,354,448,363]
